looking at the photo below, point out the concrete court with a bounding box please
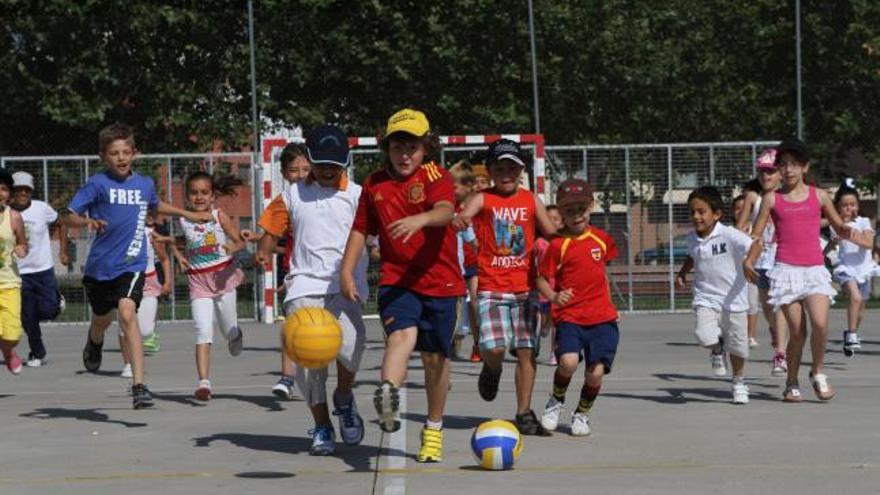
[0,311,878,495]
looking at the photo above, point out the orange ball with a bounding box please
[283,307,342,369]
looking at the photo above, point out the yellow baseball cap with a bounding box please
[385,108,430,138]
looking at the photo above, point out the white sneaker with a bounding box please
[570,411,591,436]
[540,396,564,431]
[120,363,133,378]
[25,357,43,367]
[732,381,749,404]
[309,425,336,456]
[748,337,759,348]
[710,352,727,376]
[272,376,294,400]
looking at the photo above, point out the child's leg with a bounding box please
[191,297,215,381]
[214,290,241,340]
[746,313,758,341]
[802,293,831,375]
[20,275,46,360]
[383,328,417,385]
[421,352,450,423]
[552,353,580,400]
[279,330,296,376]
[468,276,480,347]
[723,312,749,379]
[844,280,862,332]
[137,296,159,339]
[117,298,145,384]
[578,362,606,413]
[780,301,806,384]
[514,348,537,414]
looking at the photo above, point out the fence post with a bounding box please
[668,146,675,311]
[625,147,633,312]
[43,159,49,200]
[166,155,176,321]
[709,145,715,185]
[251,154,261,323]
[582,147,588,180]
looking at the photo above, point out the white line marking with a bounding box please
[383,386,406,495]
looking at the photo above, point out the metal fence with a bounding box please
[1,140,778,323]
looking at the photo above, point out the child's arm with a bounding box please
[743,192,774,282]
[675,255,694,289]
[818,190,852,239]
[256,232,280,267]
[388,200,455,243]
[217,210,246,256]
[533,194,559,237]
[169,239,190,272]
[155,201,212,223]
[56,222,70,266]
[62,211,107,232]
[340,230,367,301]
[153,236,174,296]
[735,191,757,232]
[536,274,573,306]
[240,230,263,243]
[10,210,28,258]
[452,192,484,231]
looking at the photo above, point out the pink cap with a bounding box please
[755,148,777,170]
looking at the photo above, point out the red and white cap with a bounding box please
[755,148,777,170]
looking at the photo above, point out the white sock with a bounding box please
[426,419,443,430]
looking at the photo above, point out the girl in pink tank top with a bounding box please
[743,138,851,404]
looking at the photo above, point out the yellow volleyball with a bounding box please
[283,307,342,369]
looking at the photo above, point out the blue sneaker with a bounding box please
[333,395,365,446]
[308,425,336,456]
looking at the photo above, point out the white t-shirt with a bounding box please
[18,200,59,274]
[750,195,777,270]
[687,222,753,312]
[831,216,875,279]
[282,180,369,301]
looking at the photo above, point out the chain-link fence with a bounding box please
[1,140,778,323]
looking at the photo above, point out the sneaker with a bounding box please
[57,292,66,313]
[82,336,103,372]
[120,363,133,378]
[4,350,23,375]
[469,344,482,362]
[416,426,443,463]
[515,409,551,436]
[782,383,803,403]
[132,383,154,409]
[478,364,501,402]
[570,411,591,436]
[771,351,788,377]
[333,395,365,446]
[271,376,295,400]
[710,351,726,377]
[843,331,861,357]
[547,355,558,366]
[228,327,244,356]
[373,380,401,433]
[452,336,463,359]
[142,333,160,355]
[748,337,759,348]
[540,396,564,431]
[25,356,44,368]
[195,379,213,401]
[732,381,749,404]
[308,425,336,456]
[810,372,835,401]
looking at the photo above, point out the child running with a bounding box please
[448,161,479,360]
[0,169,29,375]
[736,149,788,376]
[467,163,492,362]
[455,138,557,436]
[826,178,876,357]
[731,192,760,349]
[176,171,246,401]
[535,204,563,366]
[536,179,619,435]
[257,124,369,456]
[67,123,208,408]
[744,138,851,402]
[341,108,465,463]
[676,186,753,404]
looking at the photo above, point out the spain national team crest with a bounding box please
[591,247,602,261]
[408,182,426,204]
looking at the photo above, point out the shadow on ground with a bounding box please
[19,407,148,428]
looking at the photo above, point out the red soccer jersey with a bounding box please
[473,188,536,293]
[540,227,619,326]
[352,162,465,297]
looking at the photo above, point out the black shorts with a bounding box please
[83,272,145,316]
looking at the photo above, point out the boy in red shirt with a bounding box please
[536,179,620,437]
[340,109,464,463]
[455,138,557,435]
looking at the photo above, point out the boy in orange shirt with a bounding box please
[340,109,464,463]
[536,179,620,436]
[455,138,557,435]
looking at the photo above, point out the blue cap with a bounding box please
[305,124,351,167]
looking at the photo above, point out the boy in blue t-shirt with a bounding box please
[65,123,208,409]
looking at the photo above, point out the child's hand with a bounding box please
[59,249,70,266]
[675,273,687,289]
[743,261,758,283]
[13,245,26,258]
[161,283,172,297]
[553,288,573,306]
[340,271,360,302]
[222,241,236,255]
[254,250,270,267]
[186,210,213,223]
[389,215,426,243]
[177,257,192,271]
[451,215,471,232]
[88,218,108,233]
[837,223,853,240]
[240,229,259,243]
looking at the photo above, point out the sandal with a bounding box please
[810,372,835,401]
[782,383,803,403]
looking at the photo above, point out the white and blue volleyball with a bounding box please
[470,419,523,470]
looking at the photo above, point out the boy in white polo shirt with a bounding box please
[256,124,369,456]
[676,186,753,404]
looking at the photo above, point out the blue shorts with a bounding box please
[555,320,620,373]
[464,265,478,279]
[755,269,771,291]
[378,286,461,357]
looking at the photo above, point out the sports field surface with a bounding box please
[1,312,878,494]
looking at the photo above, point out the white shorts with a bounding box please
[694,307,749,359]
[747,282,760,315]
[767,264,836,308]
[284,294,366,406]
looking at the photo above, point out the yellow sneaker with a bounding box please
[416,426,443,463]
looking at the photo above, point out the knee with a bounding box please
[585,363,606,384]
[558,355,579,374]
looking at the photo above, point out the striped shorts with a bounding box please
[477,291,538,354]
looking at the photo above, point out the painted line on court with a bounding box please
[383,386,407,495]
